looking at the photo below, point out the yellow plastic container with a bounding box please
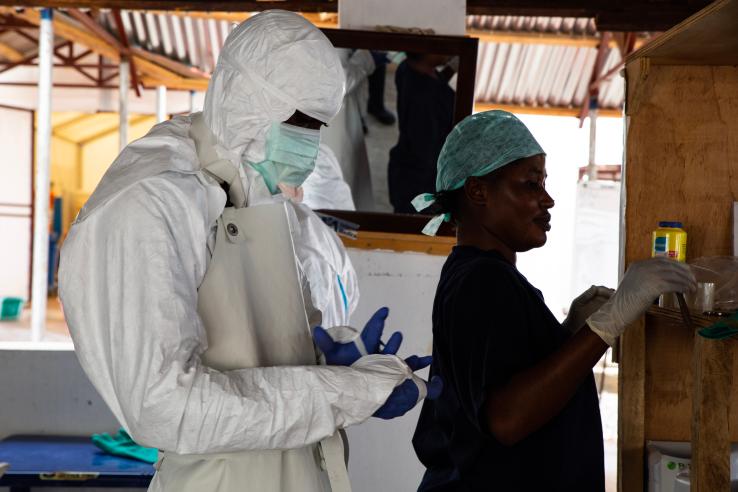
[652,221,687,262]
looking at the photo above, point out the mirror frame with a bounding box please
[317,28,478,240]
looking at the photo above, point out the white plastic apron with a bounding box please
[147,114,351,492]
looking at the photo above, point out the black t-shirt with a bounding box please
[388,61,455,214]
[412,246,604,491]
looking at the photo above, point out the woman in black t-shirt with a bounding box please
[411,110,697,491]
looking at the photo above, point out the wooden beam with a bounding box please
[148,10,252,22]
[578,31,612,123]
[617,318,646,492]
[341,231,455,256]
[110,9,141,96]
[0,80,119,88]
[691,334,733,492]
[0,13,38,28]
[470,29,599,49]
[0,40,22,61]
[0,7,120,61]
[625,0,738,67]
[1,8,207,92]
[595,10,708,32]
[0,2,338,12]
[474,102,622,118]
[140,74,207,91]
[66,8,123,51]
[0,44,40,75]
[149,11,338,28]
[300,12,338,28]
[130,56,173,80]
[130,46,209,79]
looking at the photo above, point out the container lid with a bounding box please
[658,221,683,228]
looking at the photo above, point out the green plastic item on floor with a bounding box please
[91,428,158,464]
[698,312,738,340]
[0,297,24,321]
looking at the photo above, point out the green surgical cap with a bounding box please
[412,110,545,235]
[437,110,545,192]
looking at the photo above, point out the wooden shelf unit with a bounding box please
[619,1,738,491]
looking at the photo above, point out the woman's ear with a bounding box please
[464,177,488,206]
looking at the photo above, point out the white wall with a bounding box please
[339,0,466,35]
[570,181,621,298]
[0,106,33,299]
[346,248,445,492]
[0,348,118,439]
[514,114,624,319]
[0,347,141,492]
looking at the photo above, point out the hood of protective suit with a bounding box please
[203,10,346,166]
[74,10,344,223]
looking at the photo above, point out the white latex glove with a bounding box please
[562,285,614,334]
[587,257,697,345]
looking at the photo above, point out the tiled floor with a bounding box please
[0,296,71,342]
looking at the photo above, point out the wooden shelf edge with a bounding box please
[646,306,724,329]
[341,231,455,256]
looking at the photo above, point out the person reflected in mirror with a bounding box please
[367,51,396,125]
[388,53,456,214]
[302,142,356,211]
[321,48,377,210]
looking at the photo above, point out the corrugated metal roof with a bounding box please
[469,15,624,110]
[101,11,237,74]
[0,11,625,113]
[474,41,623,110]
[468,15,597,36]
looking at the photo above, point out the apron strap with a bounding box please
[189,112,248,208]
[319,433,352,492]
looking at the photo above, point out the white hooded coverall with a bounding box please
[59,11,411,491]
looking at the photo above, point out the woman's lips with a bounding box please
[534,215,552,231]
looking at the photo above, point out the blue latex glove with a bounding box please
[373,355,443,420]
[312,307,403,366]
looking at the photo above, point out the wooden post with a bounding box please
[618,317,646,492]
[691,335,733,491]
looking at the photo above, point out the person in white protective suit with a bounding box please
[302,142,356,211]
[59,11,440,492]
[321,49,376,211]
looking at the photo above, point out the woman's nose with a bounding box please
[542,190,555,209]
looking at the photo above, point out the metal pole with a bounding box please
[586,96,598,182]
[155,85,167,123]
[30,8,53,342]
[119,58,129,151]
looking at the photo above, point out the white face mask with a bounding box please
[250,122,321,194]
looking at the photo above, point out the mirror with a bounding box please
[309,28,477,233]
